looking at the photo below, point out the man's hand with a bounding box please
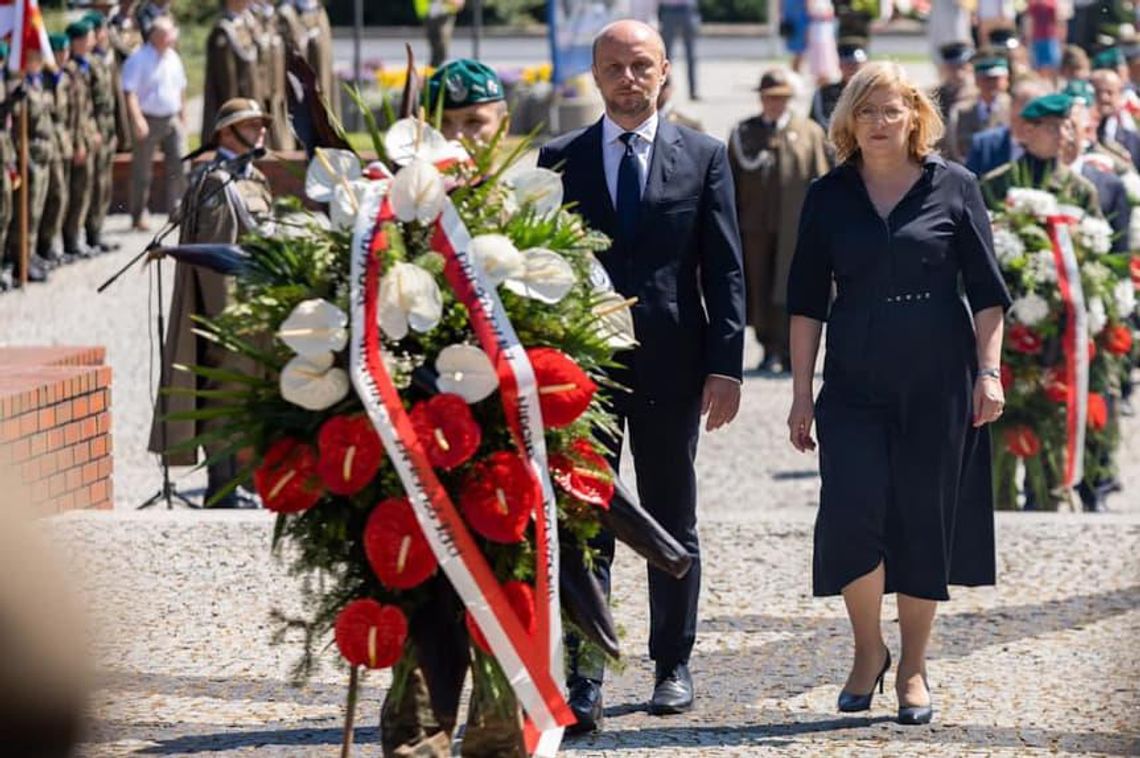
[701,375,741,432]
[73,147,87,166]
[132,117,149,141]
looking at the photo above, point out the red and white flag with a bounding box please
[0,0,55,73]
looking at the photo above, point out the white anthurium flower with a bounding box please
[503,248,577,304]
[469,234,525,286]
[384,117,469,167]
[1011,292,1050,326]
[280,352,351,411]
[330,178,378,231]
[390,158,446,225]
[435,344,499,403]
[378,261,444,340]
[507,168,564,217]
[1088,297,1108,335]
[592,291,638,350]
[277,298,349,357]
[1114,278,1138,316]
[305,148,362,203]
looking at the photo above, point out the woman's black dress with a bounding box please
[787,155,1012,601]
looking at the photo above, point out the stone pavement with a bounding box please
[0,58,1136,757]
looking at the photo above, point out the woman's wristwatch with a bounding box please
[979,367,1001,380]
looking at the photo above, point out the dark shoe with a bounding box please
[0,265,13,291]
[35,251,60,270]
[206,486,260,509]
[649,663,693,715]
[565,677,603,736]
[65,245,95,260]
[25,260,48,283]
[837,647,891,712]
[132,218,151,232]
[897,674,933,725]
[88,236,120,253]
[758,353,789,375]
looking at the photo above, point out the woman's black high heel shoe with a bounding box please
[897,674,933,725]
[837,647,891,713]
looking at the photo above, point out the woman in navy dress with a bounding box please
[785,62,1011,725]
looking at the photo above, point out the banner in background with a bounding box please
[548,0,631,84]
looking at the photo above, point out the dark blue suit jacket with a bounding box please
[966,125,1013,176]
[537,118,746,401]
[1081,163,1132,252]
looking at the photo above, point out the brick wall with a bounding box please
[0,347,113,514]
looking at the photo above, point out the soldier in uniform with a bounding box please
[149,98,274,509]
[37,33,75,268]
[0,42,21,291]
[728,69,829,374]
[134,0,173,42]
[84,10,123,254]
[980,93,1101,217]
[62,20,101,260]
[945,56,1011,164]
[932,41,976,125]
[202,0,263,145]
[249,0,293,150]
[6,48,56,284]
[427,59,508,144]
[277,0,336,115]
[108,7,140,153]
[811,37,866,133]
[658,75,703,131]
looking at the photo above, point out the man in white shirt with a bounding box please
[121,15,187,231]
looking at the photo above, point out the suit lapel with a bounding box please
[641,118,681,212]
[577,119,618,236]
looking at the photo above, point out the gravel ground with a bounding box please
[1,59,1137,757]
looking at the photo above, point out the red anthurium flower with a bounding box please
[516,347,597,428]
[1000,364,1014,392]
[1104,323,1133,356]
[459,451,539,543]
[253,437,323,513]
[1008,324,1043,355]
[1043,367,1070,404]
[465,580,536,655]
[1088,392,1108,430]
[409,394,482,470]
[316,415,384,495]
[549,439,614,508]
[1004,425,1041,458]
[364,497,438,590]
[334,599,407,669]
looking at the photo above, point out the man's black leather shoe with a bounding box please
[565,678,603,736]
[649,663,694,715]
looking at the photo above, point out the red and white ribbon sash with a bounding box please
[431,200,567,755]
[347,185,572,742]
[1046,217,1088,487]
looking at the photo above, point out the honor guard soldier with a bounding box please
[427,58,508,144]
[202,0,264,145]
[933,41,976,124]
[6,47,56,283]
[811,37,867,133]
[84,10,123,253]
[0,42,21,291]
[62,20,100,261]
[277,0,336,115]
[945,55,1011,164]
[37,33,75,268]
[249,0,293,150]
[149,98,274,509]
[658,75,704,131]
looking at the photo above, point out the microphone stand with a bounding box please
[97,164,244,511]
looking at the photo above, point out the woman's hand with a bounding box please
[973,375,1004,427]
[787,392,817,452]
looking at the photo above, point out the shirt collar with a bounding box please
[761,111,792,131]
[602,111,658,147]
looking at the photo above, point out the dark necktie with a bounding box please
[616,132,641,240]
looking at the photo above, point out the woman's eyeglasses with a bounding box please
[854,105,908,124]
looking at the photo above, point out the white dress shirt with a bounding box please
[602,111,658,208]
[121,43,187,119]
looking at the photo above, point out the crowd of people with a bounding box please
[0,0,335,293]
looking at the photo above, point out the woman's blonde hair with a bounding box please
[828,61,944,165]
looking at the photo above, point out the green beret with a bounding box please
[974,56,1009,76]
[1093,47,1124,70]
[82,11,107,29]
[1062,79,1095,105]
[1021,93,1074,121]
[65,20,91,39]
[49,33,69,53]
[427,59,504,110]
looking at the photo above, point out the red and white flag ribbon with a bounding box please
[0,0,56,73]
[1046,216,1088,487]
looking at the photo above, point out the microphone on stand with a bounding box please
[215,146,268,173]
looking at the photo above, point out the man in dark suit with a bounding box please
[537,19,745,733]
[1092,69,1140,170]
[966,78,1048,176]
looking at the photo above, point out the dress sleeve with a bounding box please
[956,172,1012,313]
[785,180,832,321]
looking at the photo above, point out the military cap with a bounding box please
[65,19,91,38]
[974,56,1009,76]
[427,59,504,110]
[82,11,107,29]
[988,27,1020,50]
[837,37,867,64]
[1021,93,1074,121]
[49,32,69,52]
[1062,79,1095,105]
[1093,47,1125,70]
[755,68,794,96]
[939,41,974,65]
[210,97,272,140]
